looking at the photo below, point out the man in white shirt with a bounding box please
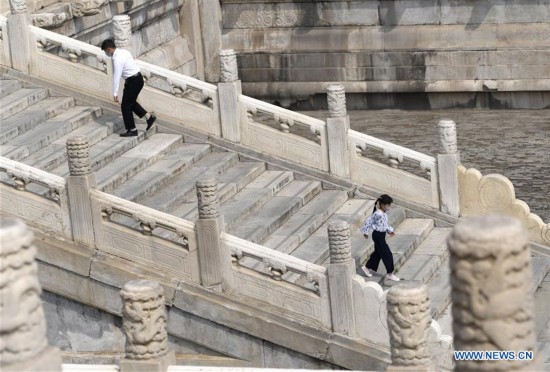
[101,39,156,137]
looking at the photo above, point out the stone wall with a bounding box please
[220,0,550,109]
[41,290,341,369]
[30,0,199,78]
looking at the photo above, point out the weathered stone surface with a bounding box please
[0,218,62,371]
[386,283,432,368]
[449,216,536,371]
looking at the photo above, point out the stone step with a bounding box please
[221,171,294,231]
[49,126,155,178]
[531,256,550,294]
[0,106,102,161]
[427,261,451,319]
[285,198,378,269]
[96,133,183,194]
[0,88,49,119]
[230,180,322,243]
[112,143,212,202]
[386,227,451,283]
[22,114,125,172]
[172,161,267,223]
[280,198,378,284]
[262,190,349,254]
[140,152,239,213]
[0,97,76,145]
[0,78,22,98]
[534,272,550,342]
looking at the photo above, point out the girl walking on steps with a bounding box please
[360,194,400,281]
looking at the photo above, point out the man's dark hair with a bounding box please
[101,39,116,50]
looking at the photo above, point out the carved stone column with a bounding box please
[326,84,351,178]
[327,221,356,336]
[198,0,222,82]
[218,49,242,143]
[7,0,31,73]
[196,177,233,291]
[437,119,460,216]
[113,14,132,50]
[119,279,175,372]
[0,218,62,371]
[386,283,432,371]
[449,215,537,372]
[66,136,96,247]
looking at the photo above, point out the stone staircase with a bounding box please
[2,75,550,361]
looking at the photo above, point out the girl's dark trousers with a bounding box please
[121,73,146,131]
[365,230,395,273]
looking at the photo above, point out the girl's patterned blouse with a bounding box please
[360,210,394,234]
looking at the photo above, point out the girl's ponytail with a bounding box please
[372,197,380,214]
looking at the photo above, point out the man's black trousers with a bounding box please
[121,73,146,131]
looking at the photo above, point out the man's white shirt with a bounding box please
[111,48,140,97]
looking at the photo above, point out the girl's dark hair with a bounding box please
[373,194,393,213]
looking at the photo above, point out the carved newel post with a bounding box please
[196,177,233,291]
[218,49,242,143]
[327,221,356,336]
[7,0,31,73]
[437,119,460,216]
[449,216,538,371]
[386,283,433,371]
[113,15,132,50]
[119,280,175,372]
[66,136,96,247]
[0,218,62,371]
[326,84,351,178]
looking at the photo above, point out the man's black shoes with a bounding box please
[146,114,157,131]
[120,130,138,137]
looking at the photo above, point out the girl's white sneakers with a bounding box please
[386,273,400,281]
[362,266,373,277]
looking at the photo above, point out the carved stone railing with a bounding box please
[89,189,200,283]
[0,156,71,237]
[0,16,9,67]
[348,130,439,208]
[239,95,329,171]
[26,25,221,136]
[28,24,111,96]
[223,233,331,329]
[136,60,220,136]
[459,165,550,245]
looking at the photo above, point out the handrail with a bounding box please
[240,94,326,133]
[0,156,66,195]
[348,129,436,169]
[223,233,326,279]
[90,189,194,243]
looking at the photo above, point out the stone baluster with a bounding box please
[7,0,31,73]
[386,283,433,371]
[119,279,176,372]
[327,221,356,336]
[437,119,460,217]
[449,215,538,371]
[326,84,351,178]
[0,218,62,372]
[218,49,242,143]
[66,136,96,247]
[113,14,132,50]
[196,177,233,291]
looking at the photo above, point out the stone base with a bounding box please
[387,363,433,372]
[119,350,176,372]
[1,346,62,371]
